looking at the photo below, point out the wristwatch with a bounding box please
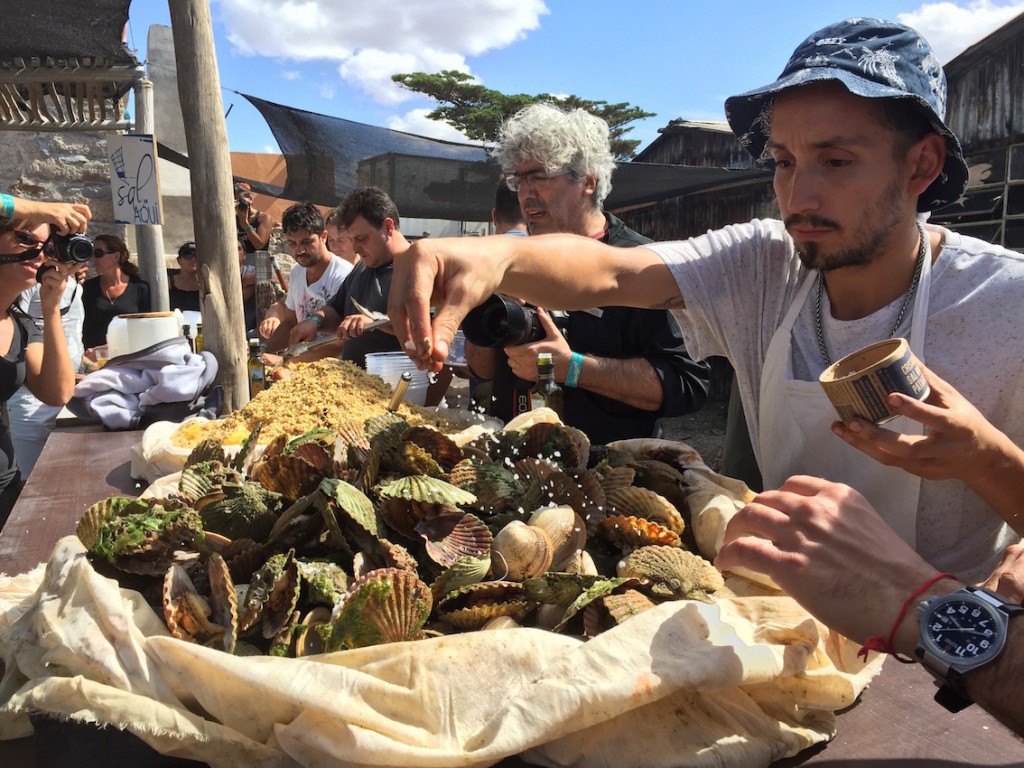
[916,586,1023,712]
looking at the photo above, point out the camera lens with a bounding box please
[462,294,543,347]
[51,233,94,263]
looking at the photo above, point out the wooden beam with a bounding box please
[168,0,248,411]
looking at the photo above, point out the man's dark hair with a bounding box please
[880,99,935,158]
[281,202,324,234]
[493,179,526,230]
[340,187,400,229]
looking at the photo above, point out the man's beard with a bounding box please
[787,179,904,272]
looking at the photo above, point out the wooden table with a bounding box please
[1,430,1021,767]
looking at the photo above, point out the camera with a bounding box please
[237,198,251,211]
[50,233,94,263]
[462,294,568,347]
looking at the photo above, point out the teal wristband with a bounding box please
[0,193,14,220]
[565,352,584,388]
[310,314,323,328]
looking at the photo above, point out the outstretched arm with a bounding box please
[388,233,680,371]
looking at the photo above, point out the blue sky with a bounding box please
[124,1,1024,156]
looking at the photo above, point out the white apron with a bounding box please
[757,252,932,547]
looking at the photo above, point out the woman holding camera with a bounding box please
[82,234,151,349]
[234,182,271,252]
[0,194,91,525]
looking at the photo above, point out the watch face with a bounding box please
[922,595,1005,665]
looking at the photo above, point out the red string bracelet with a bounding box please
[857,571,958,663]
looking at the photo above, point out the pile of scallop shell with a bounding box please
[76,409,725,657]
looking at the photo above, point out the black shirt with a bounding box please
[327,262,401,368]
[168,276,202,313]
[483,213,710,444]
[0,314,41,492]
[82,275,152,348]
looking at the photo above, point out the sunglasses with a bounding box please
[13,230,55,255]
[179,250,198,259]
[504,167,572,193]
[92,248,118,258]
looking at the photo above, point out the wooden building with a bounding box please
[618,13,1024,255]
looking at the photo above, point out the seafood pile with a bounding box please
[76,408,725,657]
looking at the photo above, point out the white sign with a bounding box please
[108,133,163,225]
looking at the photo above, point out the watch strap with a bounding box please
[932,678,974,713]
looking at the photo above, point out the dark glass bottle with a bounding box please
[183,324,194,352]
[530,352,563,417]
[194,323,204,353]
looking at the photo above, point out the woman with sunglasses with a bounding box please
[81,235,151,349]
[0,195,92,526]
[168,241,201,313]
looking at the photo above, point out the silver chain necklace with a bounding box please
[815,222,927,366]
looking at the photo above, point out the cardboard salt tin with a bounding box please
[819,338,929,424]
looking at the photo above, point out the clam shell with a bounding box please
[163,554,237,652]
[481,616,521,630]
[491,520,553,581]
[402,426,463,472]
[295,559,349,606]
[389,441,447,479]
[294,606,333,657]
[415,510,493,567]
[250,452,328,500]
[196,483,283,541]
[528,505,586,572]
[594,464,637,493]
[582,588,655,637]
[448,459,522,513]
[329,567,432,649]
[605,486,685,535]
[617,545,724,600]
[597,514,681,551]
[378,475,477,507]
[606,438,708,473]
[319,478,382,549]
[522,422,589,471]
[436,580,534,630]
[76,495,134,549]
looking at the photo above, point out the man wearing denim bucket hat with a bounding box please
[389,18,1024,585]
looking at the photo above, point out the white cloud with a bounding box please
[386,109,475,143]
[899,1,1024,62]
[220,0,547,103]
[281,71,301,81]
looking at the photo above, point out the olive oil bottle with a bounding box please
[247,338,266,399]
[530,352,563,416]
[194,323,204,353]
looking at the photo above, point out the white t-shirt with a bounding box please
[285,255,352,325]
[648,219,1024,581]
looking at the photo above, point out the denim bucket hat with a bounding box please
[725,18,969,212]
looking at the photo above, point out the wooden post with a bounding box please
[167,0,248,411]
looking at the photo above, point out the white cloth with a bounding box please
[649,219,1024,582]
[69,339,217,430]
[285,255,352,324]
[0,466,881,768]
[8,281,85,476]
